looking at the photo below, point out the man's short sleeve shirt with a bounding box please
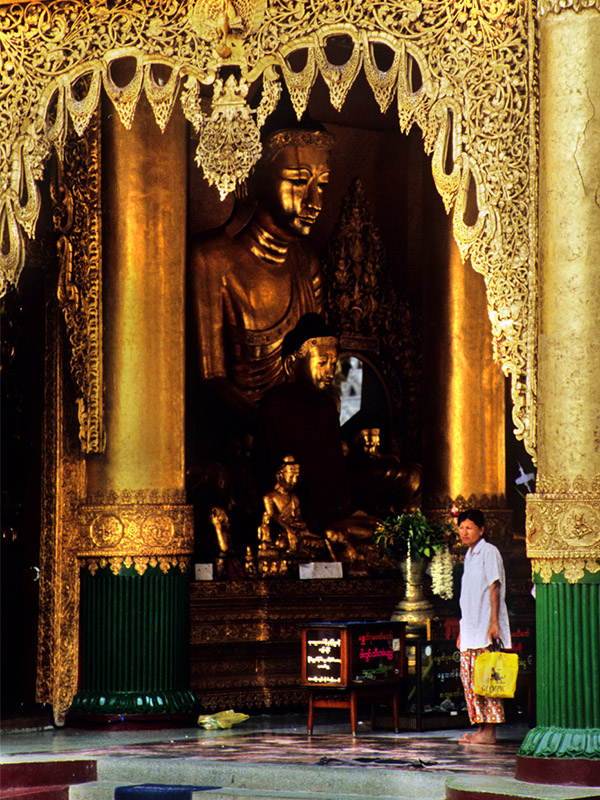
[459,538,511,650]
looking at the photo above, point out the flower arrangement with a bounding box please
[373,509,458,600]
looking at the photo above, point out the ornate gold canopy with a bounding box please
[1,0,536,456]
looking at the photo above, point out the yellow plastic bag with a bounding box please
[197,709,250,730]
[473,650,519,698]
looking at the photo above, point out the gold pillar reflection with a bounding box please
[87,95,187,496]
[423,228,505,506]
[537,10,600,481]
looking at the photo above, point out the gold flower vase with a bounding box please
[391,556,434,636]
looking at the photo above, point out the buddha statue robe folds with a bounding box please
[189,227,321,406]
[188,127,334,426]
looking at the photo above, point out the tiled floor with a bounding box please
[0,712,525,774]
[4,714,600,800]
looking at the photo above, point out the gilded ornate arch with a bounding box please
[1,0,537,458]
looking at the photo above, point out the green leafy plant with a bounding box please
[373,510,457,563]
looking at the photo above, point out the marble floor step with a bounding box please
[446,775,600,800]
[94,757,447,800]
[0,760,97,791]
[69,782,444,800]
[0,787,69,799]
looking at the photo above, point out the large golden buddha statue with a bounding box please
[188,126,334,426]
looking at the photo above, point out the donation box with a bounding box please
[301,621,406,688]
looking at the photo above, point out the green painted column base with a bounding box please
[70,688,196,716]
[518,725,600,760]
[73,563,195,719]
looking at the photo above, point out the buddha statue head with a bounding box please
[281,312,339,391]
[250,127,334,240]
[276,454,301,490]
[357,427,382,456]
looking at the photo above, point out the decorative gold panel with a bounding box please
[37,292,86,726]
[50,114,104,454]
[539,0,600,14]
[78,501,194,575]
[1,0,537,457]
[426,493,513,546]
[527,474,600,583]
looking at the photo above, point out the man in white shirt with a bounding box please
[457,508,511,744]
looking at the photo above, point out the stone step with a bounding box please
[68,781,443,800]
[0,760,97,791]
[446,775,600,800]
[95,756,447,800]
[0,787,69,800]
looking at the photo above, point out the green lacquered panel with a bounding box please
[523,579,600,760]
[534,583,600,730]
[73,564,193,715]
[519,726,600,760]
[70,688,195,714]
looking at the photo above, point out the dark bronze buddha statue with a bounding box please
[188,127,334,424]
[253,313,352,535]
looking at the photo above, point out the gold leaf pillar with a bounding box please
[71,93,195,717]
[519,5,600,778]
[422,228,509,539]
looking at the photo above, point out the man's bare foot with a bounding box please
[461,725,497,745]
[459,725,498,745]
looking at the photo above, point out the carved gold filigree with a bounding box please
[196,687,308,711]
[426,494,513,545]
[81,554,192,576]
[192,74,263,199]
[78,502,194,572]
[50,114,104,454]
[85,486,187,505]
[189,0,267,58]
[37,290,86,726]
[527,474,600,583]
[538,0,600,15]
[1,0,537,457]
[323,177,421,457]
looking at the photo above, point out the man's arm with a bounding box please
[488,579,500,643]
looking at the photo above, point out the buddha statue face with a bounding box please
[278,456,300,488]
[359,428,381,455]
[253,142,331,240]
[294,340,339,392]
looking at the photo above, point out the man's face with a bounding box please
[296,342,338,391]
[256,145,330,238]
[458,518,484,549]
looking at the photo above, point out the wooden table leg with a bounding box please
[393,687,400,733]
[350,689,358,737]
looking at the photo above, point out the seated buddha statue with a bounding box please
[188,125,334,428]
[263,455,329,559]
[346,426,422,516]
[253,313,379,557]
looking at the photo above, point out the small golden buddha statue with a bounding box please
[210,506,232,579]
[188,126,334,426]
[209,506,245,579]
[263,455,327,559]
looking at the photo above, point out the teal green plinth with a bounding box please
[518,572,600,760]
[71,563,196,716]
